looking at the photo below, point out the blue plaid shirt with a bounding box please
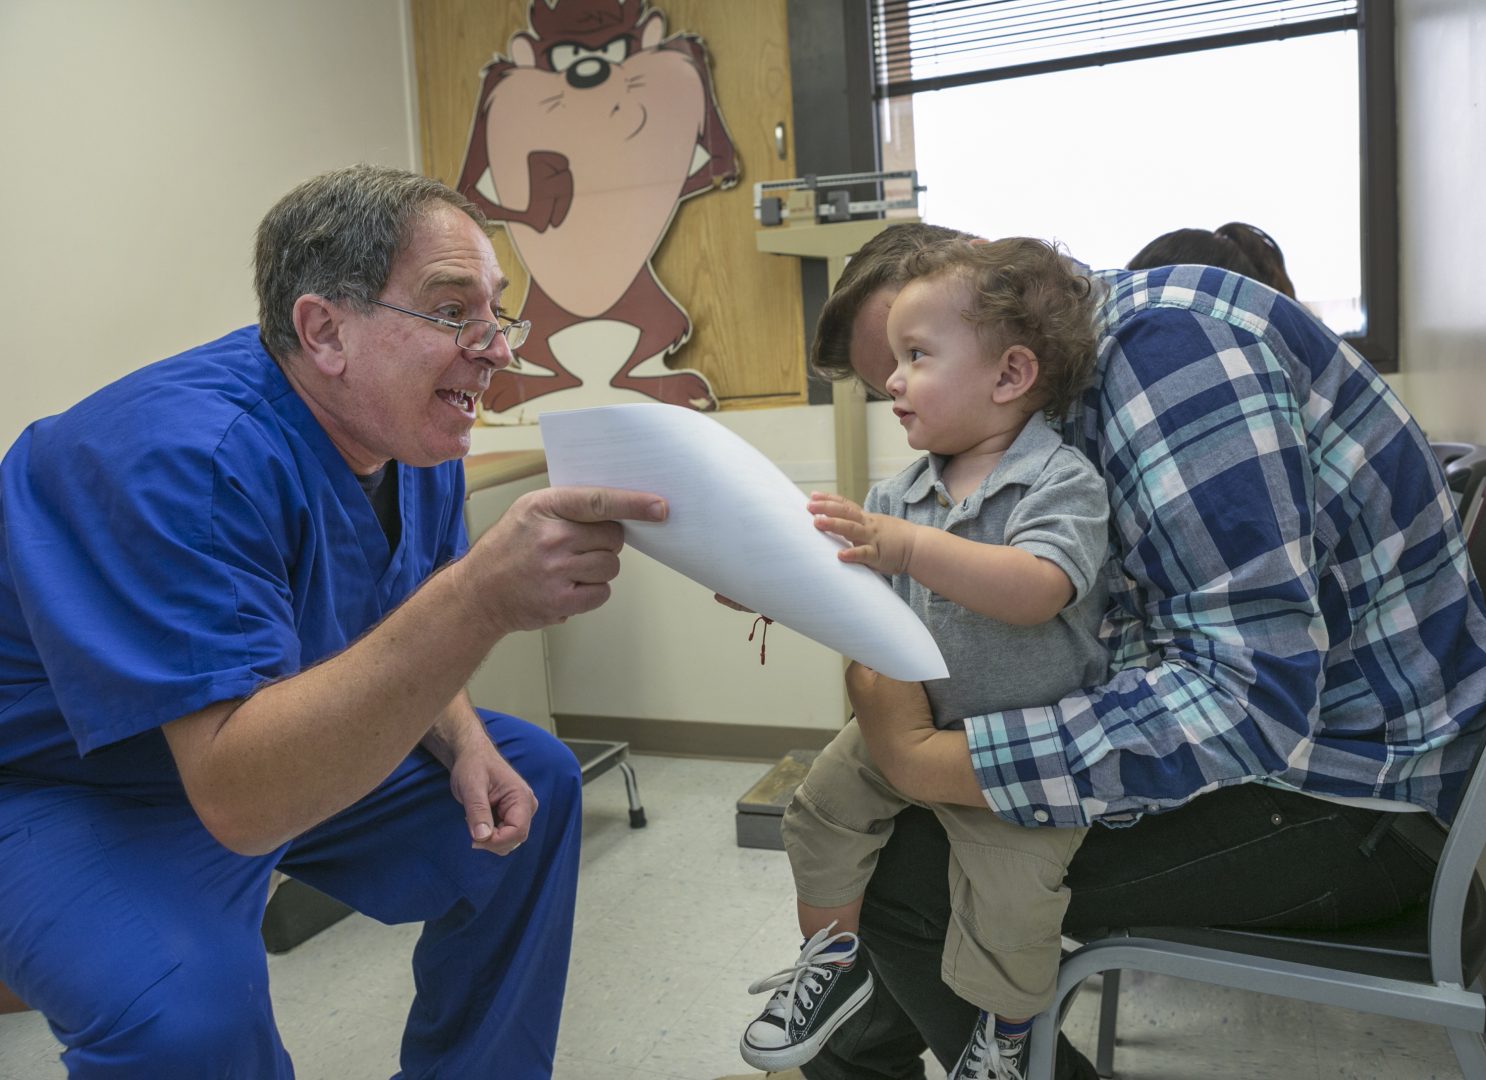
[966,265,1486,828]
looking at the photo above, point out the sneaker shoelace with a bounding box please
[992,1033,1029,1080]
[746,923,860,1029]
[955,1017,993,1080]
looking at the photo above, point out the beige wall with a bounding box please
[0,0,418,448]
[1387,0,1486,443]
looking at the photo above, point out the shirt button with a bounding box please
[937,493,950,507]
[1033,809,1049,823]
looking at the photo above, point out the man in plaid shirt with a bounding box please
[796,226,1486,1080]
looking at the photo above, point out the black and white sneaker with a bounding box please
[739,924,874,1070]
[949,1011,1030,1080]
[949,1010,994,1080]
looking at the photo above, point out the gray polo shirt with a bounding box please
[866,412,1111,729]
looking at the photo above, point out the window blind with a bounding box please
[876,0,1360,97]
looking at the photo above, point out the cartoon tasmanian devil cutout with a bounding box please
[455,0,740,419]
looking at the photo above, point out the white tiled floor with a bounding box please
[0,754,1468,1079]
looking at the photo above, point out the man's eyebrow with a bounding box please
[421,272,476,292]
[419,272,512,309]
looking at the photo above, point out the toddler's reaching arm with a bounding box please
[807,491,1073,626]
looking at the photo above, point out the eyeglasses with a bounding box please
[368,298,530,351]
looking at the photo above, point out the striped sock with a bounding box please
[994,1016,1032,1040]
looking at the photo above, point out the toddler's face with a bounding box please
[882,278,1012,456]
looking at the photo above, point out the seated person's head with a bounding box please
[1127,221,1296,298]
[811,223,970,393]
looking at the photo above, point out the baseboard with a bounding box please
[553,714,836,761]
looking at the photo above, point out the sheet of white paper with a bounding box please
[539,403,948,681]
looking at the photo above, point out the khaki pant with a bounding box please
[781,720,1085,1017]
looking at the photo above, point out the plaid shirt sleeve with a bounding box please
[962,270,1486,825]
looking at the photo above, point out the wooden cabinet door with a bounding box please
[411,0,804,410]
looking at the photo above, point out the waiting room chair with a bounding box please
[1435,441,1486,523]
[1028,465,1486,1080]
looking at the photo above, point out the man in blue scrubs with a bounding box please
[0,164,667,1078]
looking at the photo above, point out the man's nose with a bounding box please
[466,333,514,370]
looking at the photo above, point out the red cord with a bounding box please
[748,615,773,665]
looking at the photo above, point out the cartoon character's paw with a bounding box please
[480,369,575,413]
[615,370,717,412]
[526,150,573,230]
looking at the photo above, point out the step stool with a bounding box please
[735,748,819,850]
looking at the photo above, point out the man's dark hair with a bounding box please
[253,164,488,362]
[811,223,970,382]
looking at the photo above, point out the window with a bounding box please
[872,0,1397,369]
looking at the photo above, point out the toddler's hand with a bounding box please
[807,492,916,575]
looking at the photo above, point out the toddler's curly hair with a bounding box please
[904,237,1097,419]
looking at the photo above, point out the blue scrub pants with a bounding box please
[0,710,582,1079]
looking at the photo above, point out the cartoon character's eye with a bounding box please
[548,44,581,72]
[548,37,628,74]
[595,37,627,65]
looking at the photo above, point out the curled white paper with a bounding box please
[539,403,948,681]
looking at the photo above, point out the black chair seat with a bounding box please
[1169,871,1486,985]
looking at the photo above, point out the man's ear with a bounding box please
[992,344,1039,404]
[291,294,347,377]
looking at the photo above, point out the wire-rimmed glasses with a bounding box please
[368,298,530,351]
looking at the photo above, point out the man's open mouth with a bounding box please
[438,389,479,415]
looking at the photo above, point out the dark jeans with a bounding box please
[801,783,1439,1079]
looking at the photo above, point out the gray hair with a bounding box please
[253,163,487,362]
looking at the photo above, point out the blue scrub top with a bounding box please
[0,327,468,783]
